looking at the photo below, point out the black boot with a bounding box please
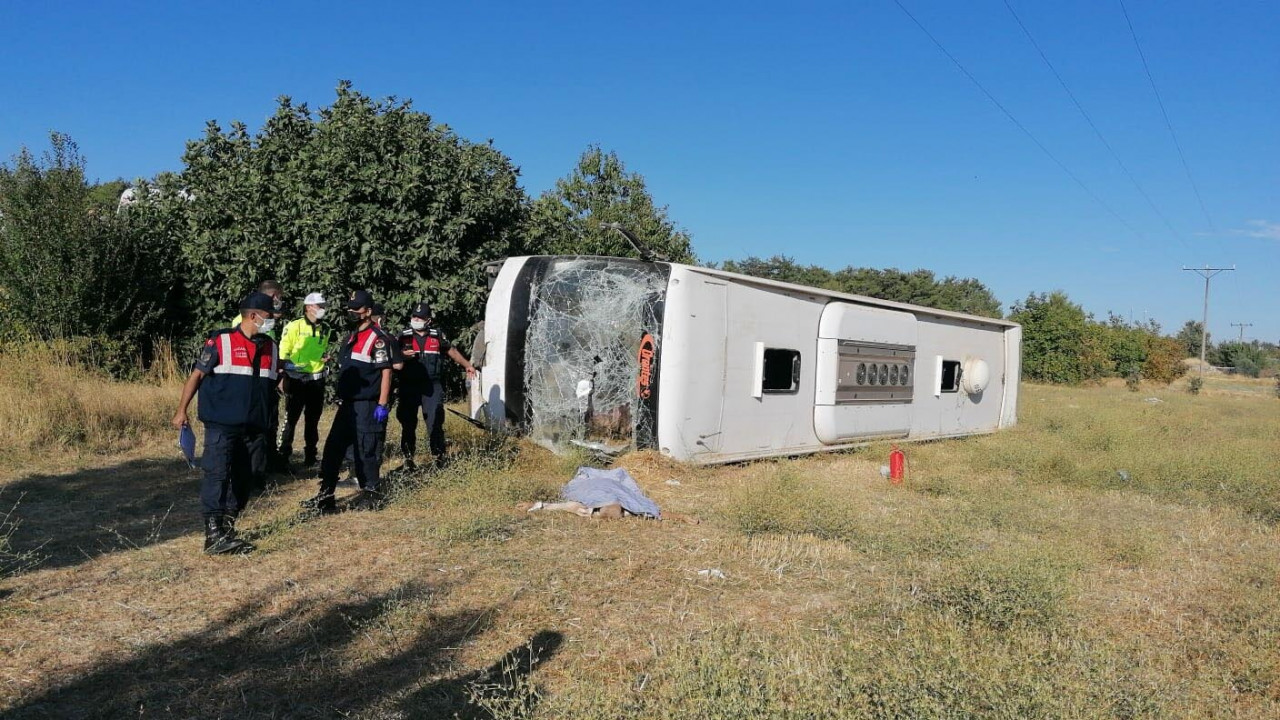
[204,515,254,555]
[223,515,256,551]
[349,489,384,512]
[300,491,338,515]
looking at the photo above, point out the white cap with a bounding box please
[303,292,326,306]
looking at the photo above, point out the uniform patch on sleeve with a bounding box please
[198,347,217,366]
[204,338,215,347]
[375,348,389,363]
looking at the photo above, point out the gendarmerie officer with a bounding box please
[396,302,475,470]
[172,292,280,555]
[232,279,287,478]
[309,290,394,513]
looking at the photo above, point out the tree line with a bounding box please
[1007,294,1278,384]
[3,81,1272,385]
[0,83,694,373]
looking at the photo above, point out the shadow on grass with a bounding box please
[1,458,313,572]
[6,582,563,719]
[1,458,197,572]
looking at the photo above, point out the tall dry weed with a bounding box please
[0,342,178,460]
[0,492,43,577]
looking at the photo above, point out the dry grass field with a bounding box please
[1,365,1277,719]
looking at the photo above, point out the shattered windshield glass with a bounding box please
[523,258,667,454]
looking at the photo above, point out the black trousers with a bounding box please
[397,381,445,459]
[319,400,385,495]
[249,390,282,483]
[280,377,325,462]
[201,423,264,518]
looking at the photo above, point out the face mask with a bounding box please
[258,317,276,334]
[313,308,326,320]
[410,319,427,331]
[347,311,365,327]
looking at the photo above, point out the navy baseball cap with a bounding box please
[239,292,275,313]
[411,302,433,319]
[346,289,375,310]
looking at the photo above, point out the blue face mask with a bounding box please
[411,319,428,331]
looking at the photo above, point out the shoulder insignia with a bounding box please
[374,339,385,348]
[204,338,215,347]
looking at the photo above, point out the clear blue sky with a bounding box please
[3,1,1276,342]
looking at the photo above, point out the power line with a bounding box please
[1230,322,1252,343]
[1182,265,1234,375]
[1118,0,1217,239]
[1002,0,1192,255]
[890,0,1146,242]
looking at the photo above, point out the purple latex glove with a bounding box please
[373,404,390,424]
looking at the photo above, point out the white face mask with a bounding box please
[312,307,326,320]
[258,317,276,334]
[410,319,427,331]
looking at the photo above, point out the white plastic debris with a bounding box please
[1143,397,1164,404]
[697,568,726,580]
[879,465,891,478]
[665,479,681,486]
[569,438,628,455]
[575,379,593,399]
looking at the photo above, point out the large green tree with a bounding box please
[1215,341,1272,377]
[1175,320,1208,359]
[0,134,180,349]
[527,146,695,263]
[166,82,527,339]
[1008,291,1090,384]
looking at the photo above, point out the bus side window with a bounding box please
[763,348,801,394]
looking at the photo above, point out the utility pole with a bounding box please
[1231,322,1252,343]
[1182,265,1235,375]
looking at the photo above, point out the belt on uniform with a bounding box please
[286,370,328,381]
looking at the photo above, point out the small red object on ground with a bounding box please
[889,446,905,484]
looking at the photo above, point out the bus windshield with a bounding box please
[522,257,668,453]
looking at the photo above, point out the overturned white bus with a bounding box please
[471,256,1021,465]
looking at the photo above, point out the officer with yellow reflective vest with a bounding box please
[232,280,284,338]
[278,292,332,468]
